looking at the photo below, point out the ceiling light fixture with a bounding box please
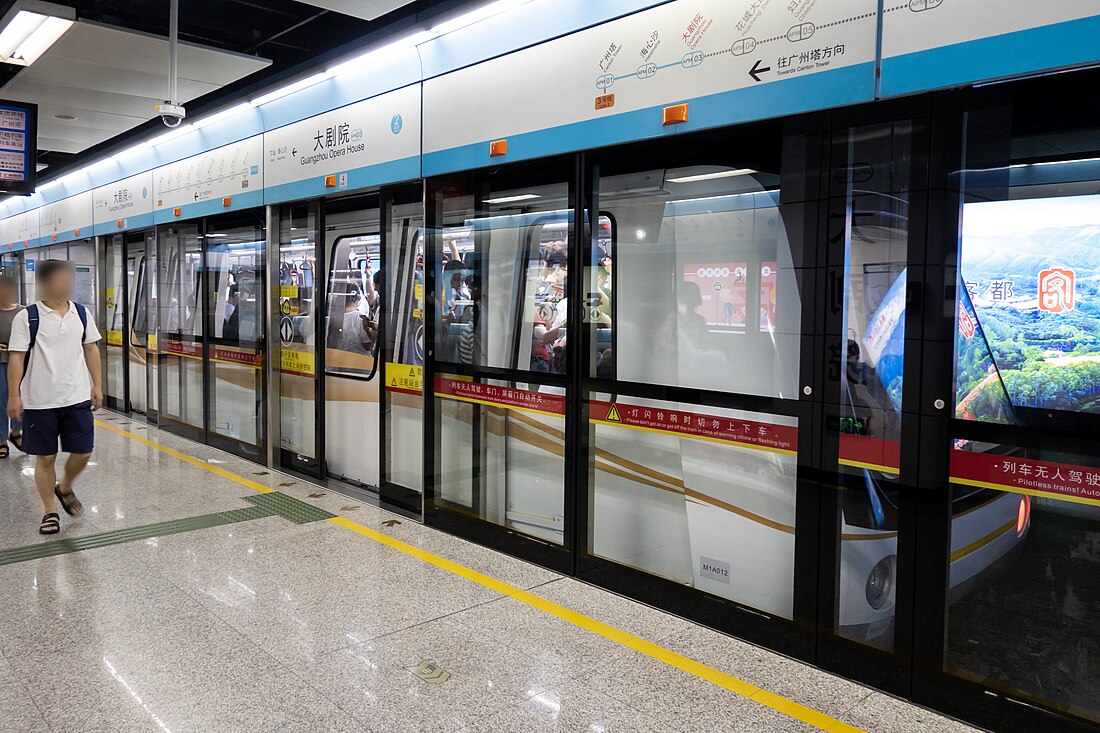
[0,2,75,67]
[483,194,540,204]
[667,169,758,184]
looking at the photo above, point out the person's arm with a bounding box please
[81,313,104,410]
[84,342,103,410]
[6,310,28,421]
[6,351,22,421]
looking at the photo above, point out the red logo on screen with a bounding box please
[1038,267,1075,313]
[958,303,976,340]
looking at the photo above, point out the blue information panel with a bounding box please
[0,100,36,196]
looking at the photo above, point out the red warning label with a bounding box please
[590,400,797,455]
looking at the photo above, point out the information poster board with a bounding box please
[0,100,37,196]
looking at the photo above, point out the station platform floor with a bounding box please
[0,414,985,733]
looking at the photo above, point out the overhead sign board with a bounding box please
[153,135,264,222]
[93,171,154,234]
[3,207,39,249]
[423,0,878,173]
[264,84,421,204]
[41,191,93,243]
[881,2,1100,97]
[0,100,37,196]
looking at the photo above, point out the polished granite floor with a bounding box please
[0,414,985,733]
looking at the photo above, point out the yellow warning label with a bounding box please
[412,307,422,320]
[147,334,158,352]
[106,330,123,347]
[281,349,315,376]
[605,404,621,423]
[386,362,423,393]
[414,283,424,301]
[280,285,299,299]
[105,288,115,311]
[280,299,292,316]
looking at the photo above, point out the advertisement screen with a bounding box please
[684,262,748,330]
[955,195,1100,421]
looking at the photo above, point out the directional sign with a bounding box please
[280,316,294,347]
[93,171,153,234]
[748,59,771,82]
[424,0,878,172]
[264,84,420,203]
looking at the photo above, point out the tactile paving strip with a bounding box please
[0,492,335,566]
[244,492,336,524]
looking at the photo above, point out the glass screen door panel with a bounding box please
[278,203,321,475]
[206,216,266,458]
[125,234,151,415]
[426,164,574,567]
[158,223,205,440]
[103,235,126,410]
[383,194,425,504]
[936,95,1100,730]
[811,118,924,694]
[323,199,383,489]
[586,138,809,633]
[69,240,96,312]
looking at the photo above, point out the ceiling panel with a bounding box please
[1,21,270,154]
[292,0,417,21]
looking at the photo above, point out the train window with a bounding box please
[432,180,572,373]
[325,233,382,377]
[595,162,800,398]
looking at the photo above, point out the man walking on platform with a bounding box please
[6,260,103,535]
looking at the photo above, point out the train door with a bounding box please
[816,115,925,693]
[103,234,128,411]
[276,202,322,476]
[158,222,205,443]
[578,127,819,658]
[380,184,425,513]
[205,214,267,460]
[126,231,156,419]
[424,159,576,572]
[321,195,383,489]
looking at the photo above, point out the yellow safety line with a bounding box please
[94,421,276,495]
[330,515,864,733]
[98,418,865,733]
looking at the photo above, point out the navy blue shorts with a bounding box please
[22,401,95,456]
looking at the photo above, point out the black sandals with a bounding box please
[39,513,60,535]
[54,484,84,517]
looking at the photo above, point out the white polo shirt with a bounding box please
[8,302,102,410]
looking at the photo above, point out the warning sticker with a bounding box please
[387,362,423,395]
[436,377,565,417]
[281,349,316,377]
[590,400,797,455]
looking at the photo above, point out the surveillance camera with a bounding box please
[155,102,186,127]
